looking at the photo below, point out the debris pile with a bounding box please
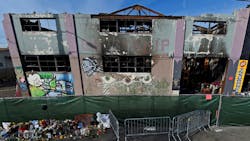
[0,113,110,140]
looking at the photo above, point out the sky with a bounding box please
[0,0,248,47]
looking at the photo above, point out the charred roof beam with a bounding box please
[92,4,183,19]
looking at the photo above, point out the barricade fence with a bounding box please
[171,110,211,141]
[3,95,250,140]
[124,116,171,141]
[172,111,197,141]
[5,94,250,126]
[109,110,120,141]
[0,95,220,123]
[105,110,211,141]
[186,110,211,141]
[219,95,250,126]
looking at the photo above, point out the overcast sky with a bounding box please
[0,0,248,47]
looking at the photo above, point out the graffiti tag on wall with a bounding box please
[98,73,160,95]
[27,72,74,97]
[18,77,28,91]
[15,66,29,97]
[82,57,102,76]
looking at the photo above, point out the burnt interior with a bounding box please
[22,55,71,72]
[193,21,227,35]
[100,19,152,33]
[103,56,151,72]
[180,57,227,94]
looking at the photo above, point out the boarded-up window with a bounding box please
[103,56,151,72]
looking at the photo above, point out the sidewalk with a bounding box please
[193,126,250,141]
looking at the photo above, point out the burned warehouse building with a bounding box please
[3,5,250,96]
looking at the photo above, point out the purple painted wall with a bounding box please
[224,8,250,95]
[3,14,21,66]
[172,19,185,92]
[230,9,250,61]
[65,14,84,95]
[3,14,29,96]
[174,19,185,60]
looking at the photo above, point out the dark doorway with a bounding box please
[180,57,228,94]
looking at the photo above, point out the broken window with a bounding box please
[103,56,151,72]
[193,21,227,35]
[135,21,152,33]
[100,20,152,33]
[22,55,71,72]
[100,20,117,32]
[118,20,135,33]
[180,57,228,94]
[20,18,57,32]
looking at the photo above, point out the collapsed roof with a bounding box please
[92,4,183,20]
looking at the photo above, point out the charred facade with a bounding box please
[3,5,250,96]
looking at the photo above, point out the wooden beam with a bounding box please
[91,15,183,20]
[109,4,165,16]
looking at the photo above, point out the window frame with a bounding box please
[100,19,152,33]
[192,20,227,35]
[22,55,71,72]
[103,55,152,72]
[20,18,57,32]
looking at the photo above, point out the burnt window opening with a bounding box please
[180,57,228,94]
[193,21,227,35]
[22,55,71,72]
[118,20,135,33]
[20,18,57,32]
[4,56,11,59]
[100,20,152,33]
[100,20,117,32]
[103,56,151,72]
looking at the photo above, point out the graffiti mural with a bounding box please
[15,66,29,97]
[97,73,169,95]
[82,57,102,76]
[26,72,74,97]
[18,77,28,91]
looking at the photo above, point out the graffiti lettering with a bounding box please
[82,57,102,76]
[235,69,243,92]
[18,77,28,91]
[100,73,152,95]
[27,72,74,97]
[153,38,170,52]
[15,66,29,96]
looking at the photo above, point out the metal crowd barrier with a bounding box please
[109,110,120,141]
[124,116,171,141]
[172,110,211,141]
[172,111,197,141]
[186,110,211,141]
